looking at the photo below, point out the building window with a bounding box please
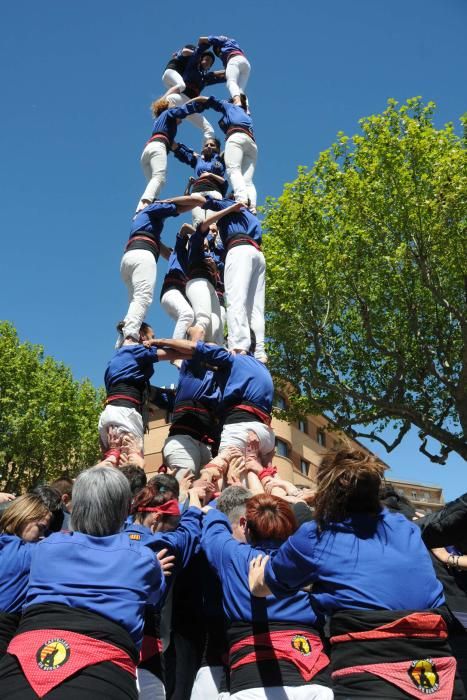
[298,419,307,433]
[275,439,289,458]
[300,459,310,476]
[317,429,326,447]
[273,392,287,410]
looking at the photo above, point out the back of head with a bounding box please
[314,446,385,528]
[217,485,251,523]
[119,465,147,497]
[148,473,180,500]
[49,476,73,500]
[30,485,61,513]
[0,494,50,537]
[70,466,131,537]
[151,97,171,118]
[29,485,63,531]
[245,494,297,544]
[131,482,179,529]
[379,484,416,520]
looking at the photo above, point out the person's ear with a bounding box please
[239,516,247,532]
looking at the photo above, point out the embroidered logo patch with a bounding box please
[36,638,71,671]
[129,533,141,540]
[408,658,440,694]
[291,635,311,656]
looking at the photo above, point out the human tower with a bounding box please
[97,35,276,480]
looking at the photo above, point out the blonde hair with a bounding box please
[0,494,50,536]
[313,446,385,528]
[151,97,171,118]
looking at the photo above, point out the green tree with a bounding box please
[264,98,467,463]
[0,321,104,491]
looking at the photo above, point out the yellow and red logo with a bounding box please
[408,658,440,695]
[36,638,70,671]
[291,635,311,656]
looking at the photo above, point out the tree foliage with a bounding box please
[0,321,103,491]
[263,98,467,463]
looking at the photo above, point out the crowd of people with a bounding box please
[0,32,466,700]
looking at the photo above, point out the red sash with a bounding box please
[226,126,255,142]
[230,630,329,681]
[125,235,160,255]
[140,634,163,664]
[8,629,136,698]
[106,393,142,406]
[232,403,271,425]
[332,656,456,700]
[227,237,262,253]
[330,611,448,645]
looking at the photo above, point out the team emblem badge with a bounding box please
[36,638,71,671]
[129,533,141,540]
[408,658,440,694]
[291,635,311,656]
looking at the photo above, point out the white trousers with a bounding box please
[191,189,223,228]
[167,92,215,142]
[162,68,186,93]
[185,278,224,345]
[137,667,166,700]
[225,132,257,209]
[162,434,212,479]
[98,406,144,447]
[139,140,167,208]
[224,245,265,358]
[230,686,333,700]
[120,249,156,340]
[226,55,251,99]
[219,421,275,458]
[190,665,225,700]
[161,288,194,340]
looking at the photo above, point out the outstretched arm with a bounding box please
[199,201,244,233]
[163,194,206,212]
[148,338,197,355]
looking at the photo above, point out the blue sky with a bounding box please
[1,0,465,499]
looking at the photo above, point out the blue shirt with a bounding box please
[104,345,159,393]
[193,342,273,415]
[181,45,226,96]
[166,232,189,277]
[0,535,34,613]
[206,35,245,67]
[149,102,208,146]
[201,97,254,137]
[202,197,262,247]
[175,356,221,411]
[174,143,226,183]
[265,509,445,614]
[129,201,178,243]
[24,531,165,648]
[202,510,321,626]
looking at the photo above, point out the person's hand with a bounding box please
[217,445,244,467]
[107,426,122,451]
[201,505,212,514]
[249,554,271,597]
[300,488,316,504]
[0,492,15,503]
[227,455,246,485]
[157,548,176,577]
[179,471,195,495]
[191,479,216,501]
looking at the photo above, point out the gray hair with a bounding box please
[217,485,251,524]
[70,466,131,536]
